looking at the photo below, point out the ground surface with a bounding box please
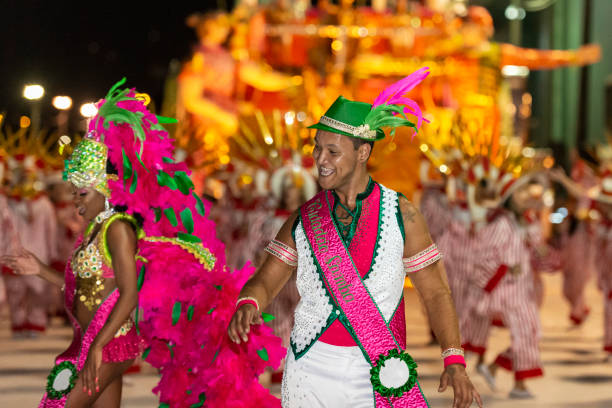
[0,273,610,407]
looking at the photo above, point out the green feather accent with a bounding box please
[189,392,206,408]
[174,171,194,195]
[137,265,146,290]
[156,115,179,124]
[363,104,417,136]
[159,403,169,408]
[164,208,178,227]
[167,342,175,359]
[261,313,276,322]
[187,305,195,321]
[122,148,132,181]
[162,156,174,163]
[129,170,138,194]
[180,207,194,234]
[142,347,151,360]
[154,207,162,222]
[135,151,148,172]
[192,192,206,217]
[96,78,148,152]
[256,348,269,361]
[157,171,178,190]
[177,232,201,243]
[172,301,182,325]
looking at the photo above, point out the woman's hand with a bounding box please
[438,364,483,408]
[0,250,42,276]
[227,304,262,344]
[81,342,102,396]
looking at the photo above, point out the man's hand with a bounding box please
[439,364,483,408]
[227,304,262,344]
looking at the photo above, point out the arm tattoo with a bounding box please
[403,204,417,224]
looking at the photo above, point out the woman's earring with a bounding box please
[104,198,110,212]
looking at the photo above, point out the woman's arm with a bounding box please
[398,197,482,408]
[228,211,299,344]
[82,220,138,395]
[0,251,64,287]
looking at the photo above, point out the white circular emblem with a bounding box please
[52,368,73,392]
[379,356,411,389]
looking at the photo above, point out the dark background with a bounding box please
[0,0,223,128]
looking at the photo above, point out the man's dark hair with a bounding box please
[351,138,374,157]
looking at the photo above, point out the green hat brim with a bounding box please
[308,123,385,141]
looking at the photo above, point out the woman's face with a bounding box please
[71,185,106,222]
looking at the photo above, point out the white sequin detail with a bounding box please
[290,222,334,354]
[363,185,405,322]
[290,185,405,353]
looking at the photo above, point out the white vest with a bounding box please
[290,184,405,358]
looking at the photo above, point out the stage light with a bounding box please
[505,5,526,20]
[20,115,31,128]
[522,147,536,158]
[52,96,72,110]
[80,102,98,118]
[284,111,295,126]
[501,65,529,78]
[23,84,45,100]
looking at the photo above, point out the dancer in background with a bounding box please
[2,155,58,337]
[458,162,543,399]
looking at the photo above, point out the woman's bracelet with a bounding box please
[236,296,260,311]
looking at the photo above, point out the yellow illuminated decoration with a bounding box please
[170,1,600,195]
[135,93,151,106]
[20,116,31,128]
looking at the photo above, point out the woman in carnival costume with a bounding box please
[2,79,285,407]
[229,68,483,408]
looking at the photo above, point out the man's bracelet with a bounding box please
[441,347,464,359]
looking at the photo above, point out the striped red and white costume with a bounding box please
[461,211,543,380]
[561,160,599,324]
[560,219,596,324]
[594,217,612,353]
[436,207,473,337]
[420,185,451,243]
[520,210,562,307]
[3,194,58,333]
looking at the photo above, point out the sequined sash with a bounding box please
[301,191,428,407]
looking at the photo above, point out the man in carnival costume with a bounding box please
[2,79,285,408]
[229,68,483,408]
[449,158,543,399]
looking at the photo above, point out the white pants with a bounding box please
[281,341,375,408]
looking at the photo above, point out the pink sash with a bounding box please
[301,191,428,407]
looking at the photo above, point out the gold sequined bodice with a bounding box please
[72,229,110,311]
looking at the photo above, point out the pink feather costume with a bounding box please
[38,79,285,407]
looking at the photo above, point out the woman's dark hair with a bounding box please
[105,159,144,228]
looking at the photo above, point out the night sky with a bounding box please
[1,1,221,129]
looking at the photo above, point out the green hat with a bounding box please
[308,96,385,141]
[308,67,431,141]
